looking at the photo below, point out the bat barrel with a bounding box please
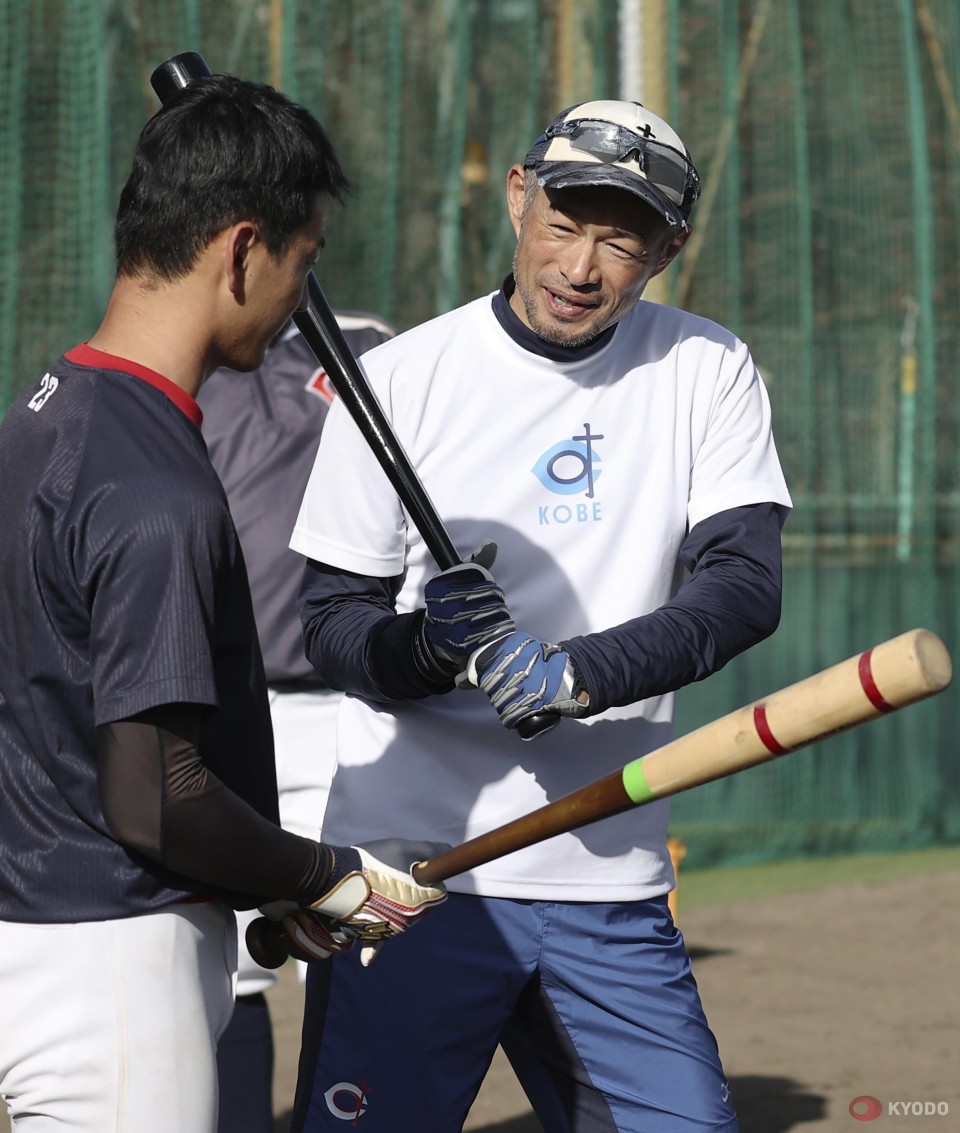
[634,627,952,802]
[866,626,952,702]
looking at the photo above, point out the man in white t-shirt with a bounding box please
[288,100,792,1132]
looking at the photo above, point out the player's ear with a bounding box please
[224,222,259,299]
[506,165,527,237]
[649,227,690,278]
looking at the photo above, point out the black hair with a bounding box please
[115,74,350,279]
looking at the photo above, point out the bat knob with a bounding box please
[516,711,561,741]
[150,52,212,104]
[245,916,290,970]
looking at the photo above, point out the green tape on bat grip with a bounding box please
[621,757,656,805]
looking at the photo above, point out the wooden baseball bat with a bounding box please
[414,626,951,882]
[149,52,554,741]
[245,627,951,967]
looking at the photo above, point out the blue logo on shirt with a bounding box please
[532,424,603,497]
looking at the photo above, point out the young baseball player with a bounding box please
[288,100,792,1131]
[199,312,396,1133]
[0,74,444,1133]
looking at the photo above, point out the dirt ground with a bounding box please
[267,867,958,1132]
[1,869,953,1131]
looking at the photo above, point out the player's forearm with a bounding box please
[159,775,335,904]
[97,709,334,906]
[562,502,786,714]
[298,559,454,700]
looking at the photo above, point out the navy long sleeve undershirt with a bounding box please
[561,501,787,714]
[96,703,334,908]
[298,501,788,713]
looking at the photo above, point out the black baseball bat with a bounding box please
[149,52,555,741]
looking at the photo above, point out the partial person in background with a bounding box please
[199,312,396,1133]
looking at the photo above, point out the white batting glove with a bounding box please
[309,839,449,966]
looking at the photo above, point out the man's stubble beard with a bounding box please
[510,249,613,349]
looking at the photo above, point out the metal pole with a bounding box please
[636,0,670,305]
[618,0,643,101]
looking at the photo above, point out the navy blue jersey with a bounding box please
[0,344,279,922]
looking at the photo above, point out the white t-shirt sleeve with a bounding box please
[289,394,407,577]
[687,339,792,530]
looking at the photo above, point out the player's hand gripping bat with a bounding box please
[149,51,555,741]
[244,627,952,968]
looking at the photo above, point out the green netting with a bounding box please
[1,0,957,868]
[663,0,958,866]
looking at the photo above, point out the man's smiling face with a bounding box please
[506,169,687,347]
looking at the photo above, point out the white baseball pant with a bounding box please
[0,901,236,1132]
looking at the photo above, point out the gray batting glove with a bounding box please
[460,630,590,731]
[418,540,514,677]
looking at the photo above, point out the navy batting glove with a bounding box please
[420,545,515,675]
[461,630,589,730]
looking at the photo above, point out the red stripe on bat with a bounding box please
[858,649,894,713]
[753,705,788,753]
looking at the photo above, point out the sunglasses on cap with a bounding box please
[544,118,701,207]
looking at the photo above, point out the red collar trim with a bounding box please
[66,343,203,427]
